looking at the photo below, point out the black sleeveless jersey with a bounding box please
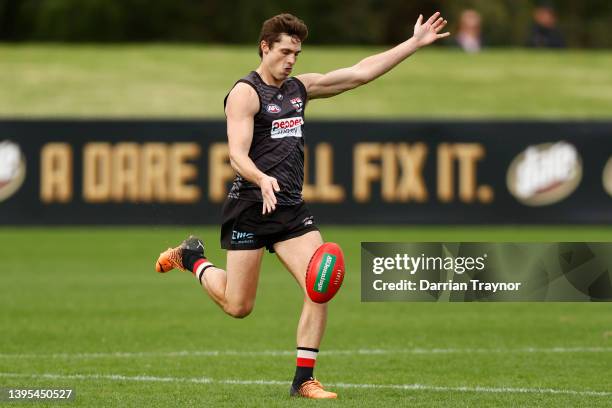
[224,71,308,205]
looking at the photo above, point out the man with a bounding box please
[156,12,449,399]
[527,2,566,48]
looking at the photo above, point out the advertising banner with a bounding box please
[1,120,612,224]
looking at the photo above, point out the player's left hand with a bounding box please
[413,12,450,48]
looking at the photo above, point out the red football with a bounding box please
[305,242,345,303]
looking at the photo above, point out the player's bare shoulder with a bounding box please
[296,71,360,100]
[295,73,324,99]
[225,82,259,118]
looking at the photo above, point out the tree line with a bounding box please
[1,0,610,48]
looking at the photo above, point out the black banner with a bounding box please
[1,120,612,225]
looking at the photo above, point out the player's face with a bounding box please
[261,34,301,81]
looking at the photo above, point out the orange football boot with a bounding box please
[155,235,204,273]
[290,379,337,399]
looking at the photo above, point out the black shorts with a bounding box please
[220,198,319,253]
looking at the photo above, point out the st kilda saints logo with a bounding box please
[290,97,303,113]
[0,140,26,202]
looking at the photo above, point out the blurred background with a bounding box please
[1,0,611,47]
[2,0,612,118]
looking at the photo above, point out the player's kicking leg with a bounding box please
[273,230,337,399]
[155,236,263,318]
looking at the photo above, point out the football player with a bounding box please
[156,12,449,399]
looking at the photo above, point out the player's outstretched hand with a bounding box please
[259,174,280,214]
[413,11,450,48]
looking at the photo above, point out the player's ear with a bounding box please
[260,40,270,55]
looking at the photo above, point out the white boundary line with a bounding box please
[0,347,610,359]
[0,372,609,397]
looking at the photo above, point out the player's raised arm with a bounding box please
[297,12,449,100]
[225,83,281,214]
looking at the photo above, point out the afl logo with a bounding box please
[266,104,281,114]
[507,142,582,206]
[0,140,26,202]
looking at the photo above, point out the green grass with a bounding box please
[2,45,612,118]
[2,42,611,406]
[1,226,611,407]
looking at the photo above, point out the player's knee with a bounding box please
[224,302,254,319]
[305,297,328,311]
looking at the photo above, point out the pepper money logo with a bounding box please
[0,140,26,202]
[506,141,582,206]
[270,117,304,139]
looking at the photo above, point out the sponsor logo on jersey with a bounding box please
[270,116,304,139]
[0,140,26,202]
[266,104,281,114]
[290,97,303,112]
[506,141,582,206]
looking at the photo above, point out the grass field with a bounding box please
[2,44,611,406]
[2,45,612,118]
[1,226,611,407]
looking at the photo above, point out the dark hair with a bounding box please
[258,13,308,57]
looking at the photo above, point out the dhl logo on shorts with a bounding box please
[270,117,304,139]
